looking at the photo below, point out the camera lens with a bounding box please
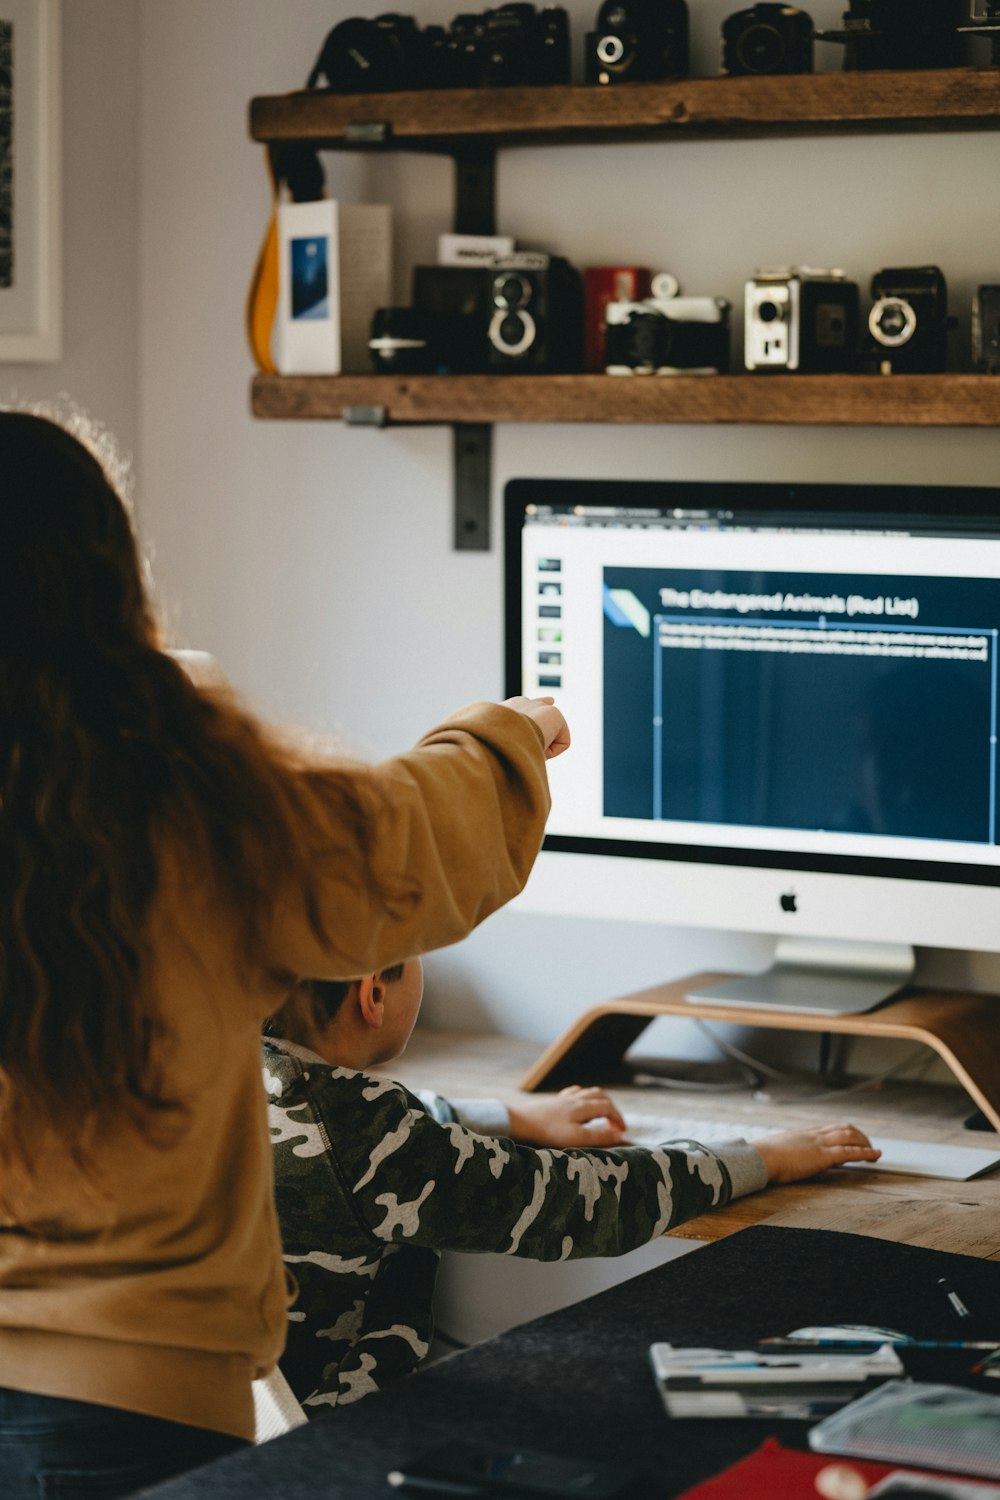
[737,22,784,73]
[500,312,524,345]
[489,305,537,357]
[596,33,627,64]
[494,273,532,310]
[869,296,917,347]
[757,299,782,323]
[626,311,668,369]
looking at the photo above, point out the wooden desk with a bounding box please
[388,1024,1000,1259]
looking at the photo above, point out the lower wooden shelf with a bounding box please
[252,372,1000,426]
[521,972,1000,1133]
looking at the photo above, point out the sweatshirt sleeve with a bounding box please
[267,702,551,981]
[326,1076,765,1262]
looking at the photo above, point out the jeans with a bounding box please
[0,1387,248,1500]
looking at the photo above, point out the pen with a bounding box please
[386,1472,485,1497]
[939,1276,972,1321]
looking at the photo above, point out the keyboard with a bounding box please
[616,1113,777,1145]
[604,1113,1000,1181]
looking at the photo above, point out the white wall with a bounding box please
[24,2,1000,1053]
[0,1,140,463]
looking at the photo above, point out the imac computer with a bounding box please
[505,477,1000,1017]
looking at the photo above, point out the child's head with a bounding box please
[267,958,424,1069]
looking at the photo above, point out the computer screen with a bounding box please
[505,478,1000,983]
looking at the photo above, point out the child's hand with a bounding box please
[506,1086,627,1147]
[502,695,571,760]
[752,1123,880,1184]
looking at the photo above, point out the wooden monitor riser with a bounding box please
[520,972,1000,1134]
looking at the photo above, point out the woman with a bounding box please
[0,409,566,1497]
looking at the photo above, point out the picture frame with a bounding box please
[0,0,61,361]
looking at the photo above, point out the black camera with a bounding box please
[585,0,689,85]
[487,253,583,370]
[866,266,952,374]
[369,307,438,374]
[444,4,570,86]
[309,4,570,91]
[745,268,859,373]
[721,4,814,76]
[973,286,1000,374]
[961,1,1000,65]
[410,255,583,372]
[816,1,965,71]
[411,265,495,372]
[308,12,426,92]
[604,292,730,374]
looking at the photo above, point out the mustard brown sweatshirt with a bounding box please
[0,702,550,1441]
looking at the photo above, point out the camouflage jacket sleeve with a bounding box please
[414,1088,511,1136]
[315,1072,767,1262]
[267,1048,767,1411]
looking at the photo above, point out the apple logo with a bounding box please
[780,890,797,913]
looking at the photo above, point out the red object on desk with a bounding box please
[672,1438,941,1498]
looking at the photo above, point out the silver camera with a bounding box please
[745,267,859,373]
[604,275,730,373]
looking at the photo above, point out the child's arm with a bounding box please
[324,1075,882,1266]
[419,1085,627,1147]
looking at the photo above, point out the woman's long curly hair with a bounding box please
[0,411,350,1200]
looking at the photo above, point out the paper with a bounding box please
[809,1381,1000,1480]
[649,1343,902,1419]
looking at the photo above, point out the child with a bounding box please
[264,960,879,1413]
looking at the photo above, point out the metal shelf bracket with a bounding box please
[453,423,492,551]
[451,147,496,549]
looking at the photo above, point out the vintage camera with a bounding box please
[745,268,859,373]
[369,307,437,374]
[434,3,571,87]
[309,4,569,92]
[604,277,730,373]
[585,0,689,85]
[815,1,965,71]
[973,285,1000,374]
[308,12,427,91]
[487,253,583,371]
[721,4,814,76]
[960,1,1000,65]
[411,255,583,372]
[411,265,495,372]
[866,266,951,374]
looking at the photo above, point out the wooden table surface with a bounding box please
[382,1027,1000,1260]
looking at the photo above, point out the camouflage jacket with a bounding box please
[263,1037,768,1414]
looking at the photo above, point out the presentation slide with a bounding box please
[603,567,1000,848]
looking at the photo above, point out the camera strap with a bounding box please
[245,143,326,374]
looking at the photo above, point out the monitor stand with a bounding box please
[685,937,915,1016]
[518,970,1000,1133]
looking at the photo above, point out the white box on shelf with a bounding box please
[277,200,392,374]
[438,232,515,267]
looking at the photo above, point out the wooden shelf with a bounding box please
[250,68,1000,150]
[252,373,1000,427]
[248,68,1000,545]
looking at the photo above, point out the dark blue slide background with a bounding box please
[603,567,1000,846]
